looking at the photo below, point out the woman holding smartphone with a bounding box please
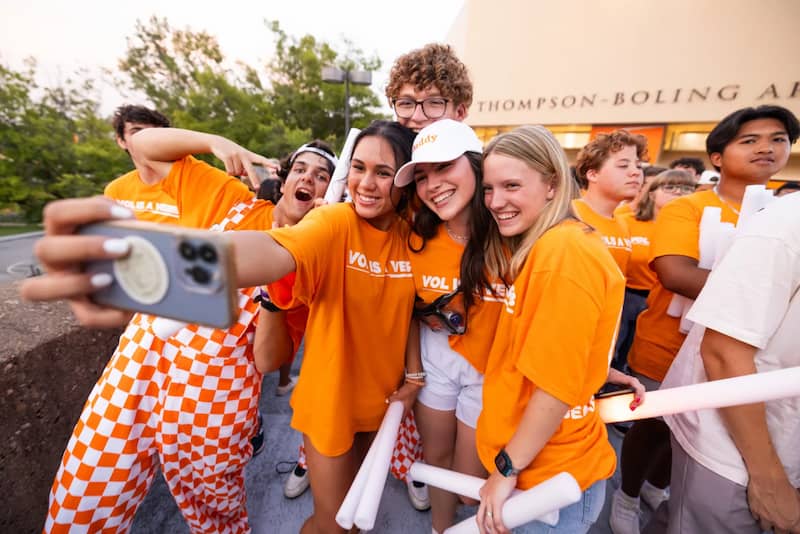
[460,126,626,534]
[21,120,421,534]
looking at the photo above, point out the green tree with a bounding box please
[116,16,310,159]
[265,20,387,147]
[0,60,128,221]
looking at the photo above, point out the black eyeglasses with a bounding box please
[391,97,450,120]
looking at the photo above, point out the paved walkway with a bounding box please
[129,352,638,533]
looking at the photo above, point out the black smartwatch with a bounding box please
[494,448,520,477]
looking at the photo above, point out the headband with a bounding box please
[289,144,339,169]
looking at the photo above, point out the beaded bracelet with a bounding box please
[405,371,427,380]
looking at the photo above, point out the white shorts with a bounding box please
[416,325,484,428]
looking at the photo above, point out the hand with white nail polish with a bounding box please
[19,196,137,327]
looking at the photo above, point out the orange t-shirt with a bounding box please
[104,169,179,223]
[572,199,631,275]
[408,226,504,374]
[268,203,416,455]
[613,202,633,218]
[106,156,254,229]
[628,190,740,381]
[476,220,624,491]
[619,213,657,291]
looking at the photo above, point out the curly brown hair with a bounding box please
[385,43,473,108]
[574,130,649,188]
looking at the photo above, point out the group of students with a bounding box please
[19,41,800,534]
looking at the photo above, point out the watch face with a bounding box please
[494,450,511,475]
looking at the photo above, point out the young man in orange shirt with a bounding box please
[610,105,800,534]
[573,131,647,275]
[105,105,176,222]
[574,131,647,374]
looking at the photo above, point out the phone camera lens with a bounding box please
[198,244,218,264]
[186,266,211,285]
[179,242,197,260]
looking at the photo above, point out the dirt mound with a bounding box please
[0,281,122,533]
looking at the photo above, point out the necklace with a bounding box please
[445,222,469,242]
[713,186,741,215]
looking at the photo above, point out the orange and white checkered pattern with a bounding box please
[44,201,265,533]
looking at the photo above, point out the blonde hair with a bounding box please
[635,169,695,221]
[483,126,579,282]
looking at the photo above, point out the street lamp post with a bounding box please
[321,66,372,136]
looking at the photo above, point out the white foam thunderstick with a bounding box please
[410,463,486,500]
[597,366,800,423]
[335,401,404,530]
[324,128,361,204]
[353,401,404,530]
[444,472,581,533]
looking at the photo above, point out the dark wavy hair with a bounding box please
[112,105,170,139]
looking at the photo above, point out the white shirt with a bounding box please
[663,192,800,487]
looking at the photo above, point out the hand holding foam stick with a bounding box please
[444,472,581,533]
[597,366,800,423]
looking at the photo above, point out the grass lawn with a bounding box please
[0,224,42,237]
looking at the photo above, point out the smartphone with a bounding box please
[78,220,238,329]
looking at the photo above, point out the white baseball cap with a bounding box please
[698,170,721,185]
[394,119,483,187]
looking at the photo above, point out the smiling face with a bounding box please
[278,151,332,223]
[711,118,791,184]
[586,144,644,202]
[482,153,554,237]
[348,136,403,230]
[413,155,476,226]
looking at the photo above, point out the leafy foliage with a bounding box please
[0,18,389,221]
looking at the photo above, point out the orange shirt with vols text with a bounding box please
[408,225,504,374]
[268,203,416,456]
[573,199,631,275]
[476,220,624,491]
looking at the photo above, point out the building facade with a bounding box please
[447,0,800,182]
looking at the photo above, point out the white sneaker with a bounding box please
[283,464,310,499]
[406,479,431,511]
[276,376,297,397]
[609,488,640,534]
[640,481,669,511]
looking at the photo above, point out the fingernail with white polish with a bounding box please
[91,273,113,288]
[110,205,134,219]
[103,238,130,255]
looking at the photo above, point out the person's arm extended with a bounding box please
[252,298,293,374]
[388,318,423,415]
[701,329,800,533]
[478,388,568,534]
[228,230,296,288]
[128,127,276,186]
[653,255,710,299]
